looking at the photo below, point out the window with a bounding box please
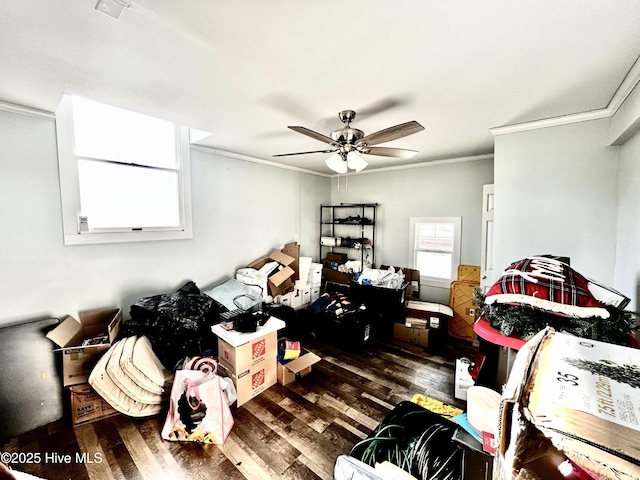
[56,95,192,245]
[410,217,461,287]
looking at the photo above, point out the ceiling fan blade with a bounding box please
[273,148,337,157]
[356,121,425,146]
[360,146,418,159]
[288,126,341,147]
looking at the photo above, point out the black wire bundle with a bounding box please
[350,406,462,480]
[410,424,462,480]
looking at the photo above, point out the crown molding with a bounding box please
[330,153,494,177]
[0,100,55,120]
[489,109,611,136]
[607,54,640,115]
[491,54,640,137]
[190,144,332,177]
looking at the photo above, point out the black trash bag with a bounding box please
[122,281,220,369]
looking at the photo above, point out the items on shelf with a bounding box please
[320,203,377,283]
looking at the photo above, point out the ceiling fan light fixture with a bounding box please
[325,153,347,174]
[347,151,368,172]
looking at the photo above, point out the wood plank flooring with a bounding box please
[1,336,476,480]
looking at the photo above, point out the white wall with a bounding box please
[493,118,620,284]
[0,110,330,326]
[615,130,640,311]
[330,158,495,304]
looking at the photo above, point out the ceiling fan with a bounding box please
[273,110,425,173]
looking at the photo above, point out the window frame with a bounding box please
[56,95,193,245]
[409,216,462,288]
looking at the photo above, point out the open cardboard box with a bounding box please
[277,350,321,386]
[47,308,122,387]
[496,327,640,480]
[247,244,300,297]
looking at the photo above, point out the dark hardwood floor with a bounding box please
[1,336,477,480]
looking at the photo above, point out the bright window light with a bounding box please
[410,217,462,287]
[56,94,192,245]
[77,160,180,229]
[72,96,176,168]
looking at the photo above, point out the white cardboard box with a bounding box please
[308,263,322,284]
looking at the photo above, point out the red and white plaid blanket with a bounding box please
[485,257,609,318]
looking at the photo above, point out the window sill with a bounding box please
[63,228,193,245]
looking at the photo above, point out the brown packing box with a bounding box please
[217,329,279,407]
[393,318,429,347]
[69,383,119,426]
[277,351,321,386]
[218,361,277,408]
[495,328,640,480]
[325,252,348,262]
[406,300,453,329]
[281,241,300,282]
[218,331,278,374]
[247,250,296,297]
[322,267,353,284]
[46,308,122,387]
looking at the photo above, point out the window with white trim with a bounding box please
[56,95,192,245]
[409,217,461,287]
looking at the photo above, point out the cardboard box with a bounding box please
[393,319,429,347]
[406,300,453,330]
[326,252,348,262]
[322,267,353,284]
[69,383,119,426]
[281,242,300,282]
[248,250,296,297]
[47,308,122,387]
[310,285,321,303]
[218,331,277,374]
[276,292,292,306]
[277,351,321,386]
[218,361,277,407]
[308,263,322,284]
[211,317,285,407]
[496,328,640,480]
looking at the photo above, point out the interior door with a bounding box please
[480,184,495,292]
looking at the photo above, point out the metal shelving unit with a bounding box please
[320,203,377,274]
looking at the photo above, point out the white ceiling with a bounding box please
[2,1,640,175]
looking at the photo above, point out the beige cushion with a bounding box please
[120,336,173,394]
[89,341,164,417]
[106,337,164,405]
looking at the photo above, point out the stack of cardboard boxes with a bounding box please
[236,242,322,310]
[214,318,286,407]
[46,308,122,426]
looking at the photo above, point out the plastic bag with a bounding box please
[161,370,234,444]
